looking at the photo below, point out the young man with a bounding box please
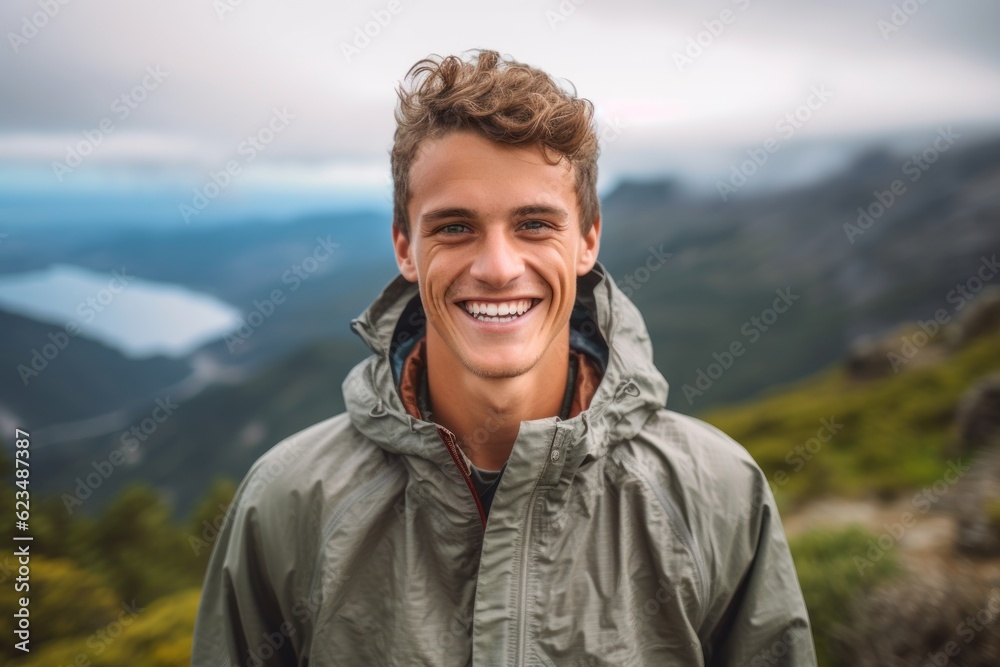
[191,50,816,666]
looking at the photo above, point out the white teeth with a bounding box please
[462,298,536,322]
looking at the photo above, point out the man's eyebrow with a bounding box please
[509,204,569,220]
[420,207,478,223]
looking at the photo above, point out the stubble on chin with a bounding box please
[459,351,539,380]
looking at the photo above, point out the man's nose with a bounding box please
[469,229,525,288]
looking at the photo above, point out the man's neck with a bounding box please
[424,326,570,471]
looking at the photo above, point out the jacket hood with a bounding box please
[344,260,669,470]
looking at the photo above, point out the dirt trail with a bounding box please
[781,497,1000,578]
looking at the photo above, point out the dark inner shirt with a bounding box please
[414,349,580,518]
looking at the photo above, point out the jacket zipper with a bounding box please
[436,426,487,529]
[515,427,560,666]
[516,497,537,666]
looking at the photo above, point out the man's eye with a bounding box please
[439,223,468,234]
[521,220,549,232]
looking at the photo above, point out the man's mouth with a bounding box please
[458,298,541,323]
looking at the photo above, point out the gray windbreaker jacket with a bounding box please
[191,261,817,666]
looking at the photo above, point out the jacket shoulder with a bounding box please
[235,411,395,517]
[621,407,769,505]
[612,408,780,605]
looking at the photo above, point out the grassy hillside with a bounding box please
[700,329,1000,511]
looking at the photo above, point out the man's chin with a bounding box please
[460,353,537,380]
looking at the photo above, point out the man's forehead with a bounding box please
[411,131,571,176]
[410,133,573,195]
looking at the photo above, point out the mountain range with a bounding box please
[2,134,998,516]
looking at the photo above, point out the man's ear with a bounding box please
[392,223,419,283]
[577,216,601,275]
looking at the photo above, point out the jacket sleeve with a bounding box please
[703,480,817,667]
[190,470,302,667]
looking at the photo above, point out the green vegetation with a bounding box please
[702,331,1000,511]
[15,589,201,667]
[0,556,122,654]
[788,526,901,666]
[0,449,234,663]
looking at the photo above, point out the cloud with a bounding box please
[1,0,998,190]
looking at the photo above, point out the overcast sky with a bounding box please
[2,0,999,208]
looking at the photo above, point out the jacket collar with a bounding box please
[344,260,669,472]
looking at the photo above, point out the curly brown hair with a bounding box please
[391,49,600,239]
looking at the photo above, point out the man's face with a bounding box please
[393,130,600,379]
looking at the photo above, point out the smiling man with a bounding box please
[191,50,816,666]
